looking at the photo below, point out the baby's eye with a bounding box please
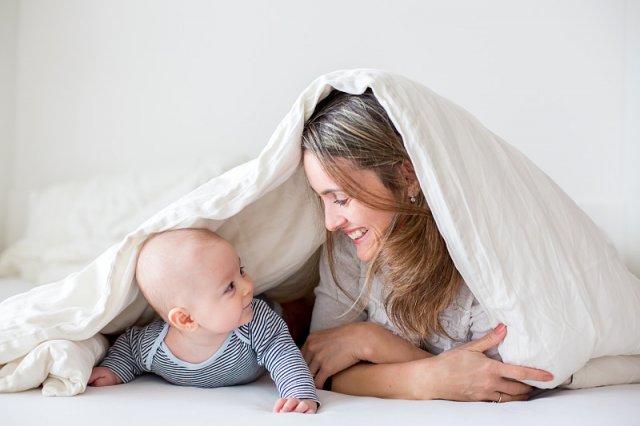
[240,266,245,276]
[225,282,235,294]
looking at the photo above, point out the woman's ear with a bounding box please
[167,307,198,332]
[400,160,420,197]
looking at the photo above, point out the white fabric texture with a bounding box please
[1,69,639,396]
[0,162,236,285]
[3,376,639,426]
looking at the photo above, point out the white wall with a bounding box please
[5,0,639,273]
[624,0,640,274]
[0,0,18,251]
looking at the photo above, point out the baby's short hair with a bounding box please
[135,228,223,319]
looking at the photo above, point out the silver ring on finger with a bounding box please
[494,392,503,403]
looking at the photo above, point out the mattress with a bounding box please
[2,277,639,425]
[2,374,639,426]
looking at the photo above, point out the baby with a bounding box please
[89,228,319,414]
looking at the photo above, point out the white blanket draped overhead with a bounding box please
[1,69,639,396]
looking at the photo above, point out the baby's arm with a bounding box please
[250,300,320,412]
[273,398,318,414]
[88,366,122,387]
[90,324,151,386]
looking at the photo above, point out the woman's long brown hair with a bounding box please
[302,89,461,342]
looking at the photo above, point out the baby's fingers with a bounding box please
[273,398,287,413]
[274,398,298,413]
[294,400,310,413]
[274,398,318,414]
[297,400,318,414]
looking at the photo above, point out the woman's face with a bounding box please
[303,151,396,262]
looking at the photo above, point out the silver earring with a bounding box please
[410,195,416,204]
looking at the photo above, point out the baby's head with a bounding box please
[136,228,254,333]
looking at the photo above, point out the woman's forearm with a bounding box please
[331,326,555,402]
[330,360,432,400]
[359,323,432,364]
[302,322,431,389]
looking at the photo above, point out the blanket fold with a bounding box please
[1,69,639,395]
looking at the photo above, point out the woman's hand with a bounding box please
[302,322,430,388]
[301,323,369,388]
[409,324,554,402]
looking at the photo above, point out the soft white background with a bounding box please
[0,0,638,274]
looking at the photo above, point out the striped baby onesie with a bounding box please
[100,298,319,403]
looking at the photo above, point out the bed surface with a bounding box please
[2,277,640,425]
[2,278,640,425]
[2,374,639,426]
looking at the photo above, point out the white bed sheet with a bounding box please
[2,374,639,426]
[2,277,639,425]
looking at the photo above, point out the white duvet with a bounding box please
[1,69,639,396]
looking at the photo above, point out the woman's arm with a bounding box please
[306,237,434,387]
[302,321,432,388]
[330,324,554,402]
[307,239,553,400]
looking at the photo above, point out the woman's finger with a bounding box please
[462,323,506,353]
[301,342,312,364]
[314,368,329,389]
[498,379,533,396]
[507,393,530,402]
[499,363,553,382]
[491,391,529,403]
[306,357,320,376]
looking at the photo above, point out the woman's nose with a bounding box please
[324,207,347,232]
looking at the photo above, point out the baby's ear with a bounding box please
[167,307,198,331]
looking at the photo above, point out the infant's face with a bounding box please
[188,239,254,334]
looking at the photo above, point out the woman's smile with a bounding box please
[345,228,368,243]
[303,151,396,262]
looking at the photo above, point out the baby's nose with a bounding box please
[242,278,253,295]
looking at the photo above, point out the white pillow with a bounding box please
[0,161,236,284]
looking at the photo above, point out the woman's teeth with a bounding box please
[347,229,368,240]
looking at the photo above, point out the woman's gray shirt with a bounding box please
[310,233,500,359]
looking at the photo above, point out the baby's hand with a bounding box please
[273,397,318,414]
[88,367,122,387]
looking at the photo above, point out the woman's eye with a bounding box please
[333,198,348,206]
[225,282,235,293]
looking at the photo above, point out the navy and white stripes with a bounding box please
[100,299,319,403]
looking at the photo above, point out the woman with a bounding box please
[300,89,553,402]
